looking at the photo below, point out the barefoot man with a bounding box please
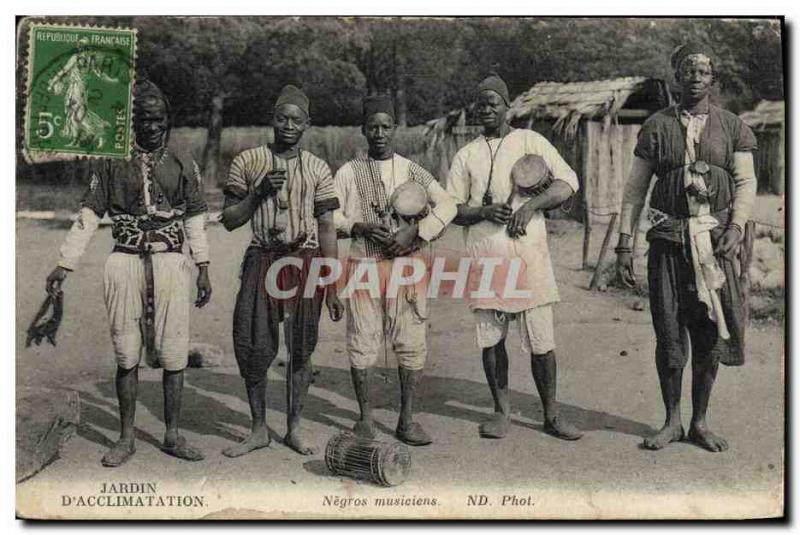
[45,79,213,466]
[221,85,343,457]
[446,74,583,441]
[333,95,456,445]
[615,43,757,452]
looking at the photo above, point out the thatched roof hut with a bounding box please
[740,100,784,130]
[507,77,672,138]
[740,100,784,195]
[501,78,671,225]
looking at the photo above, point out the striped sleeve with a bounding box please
[308,153,340,217]
[224,149,252,202]
[408,160,436,188]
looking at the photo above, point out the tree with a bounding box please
[136,17,260,184]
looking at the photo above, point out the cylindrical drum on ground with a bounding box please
[324,431,411,486]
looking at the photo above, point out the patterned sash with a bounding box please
[350,158,393,259]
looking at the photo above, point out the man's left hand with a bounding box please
[325,287,344,322]
[195,265,212,307]
[386,222,419,257]
[714,225,742,258]
[507,203,537,238]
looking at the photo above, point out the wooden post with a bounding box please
[582,206,591,270]
[589,213,618,290]
[740,220,756,324]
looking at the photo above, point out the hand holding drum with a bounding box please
[506,154,553,238]
[509,154,552,201]
[386,181,430,256]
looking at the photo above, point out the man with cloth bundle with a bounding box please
[45,79,213,467]
[615,43,758,452]
[333,94,456,446]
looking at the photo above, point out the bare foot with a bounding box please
[688,422,729,452]
[396,421,433,446]
[353,419,376,439]
[284,430,316,455]
[643,422,685,450]
[222,428,270,458]
[101,439,136,467]
[543,416,584,441]
[479,413,510,439]
[161,435,204,462]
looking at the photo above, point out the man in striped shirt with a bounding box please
[221,85,343,457]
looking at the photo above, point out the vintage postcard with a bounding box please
[14,15,785,520]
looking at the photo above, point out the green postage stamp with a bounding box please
[24,23,137,160]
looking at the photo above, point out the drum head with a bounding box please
[390,181,428,218]
[378,443,411,486]
[511,154,550,188]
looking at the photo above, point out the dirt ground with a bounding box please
[15,218,784,519]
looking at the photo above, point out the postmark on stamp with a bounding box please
[24,23,137,161]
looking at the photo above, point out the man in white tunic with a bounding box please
[334,95,456,445]
[446,75,583,440]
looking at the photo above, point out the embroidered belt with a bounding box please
[111,216,184,255]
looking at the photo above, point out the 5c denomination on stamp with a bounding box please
[24,23,137,161]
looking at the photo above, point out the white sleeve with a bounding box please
[445,149,470,205]
[418,179,457,242]
[57,207,101,271]
[333,164,355,236]
[730,152,757,229]
[184,213,210,265]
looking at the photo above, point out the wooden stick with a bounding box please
[740,220,756,324]
[589,212,618,290]
[582,206,591,270]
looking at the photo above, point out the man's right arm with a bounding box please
[221,191,262,232]
[446,150,490,227]
[453,204,485,226]
[47,166,108,294]
[617,156,655,242]
[220,152,267,232]
[615,156,655,288]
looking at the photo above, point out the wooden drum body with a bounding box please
[325,431,411,487]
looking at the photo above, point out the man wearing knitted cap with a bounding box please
[446,74,583,441]
[45,79,213,467]
[615,43,757,452]
[333,95,456,445]
[221,84,343,456]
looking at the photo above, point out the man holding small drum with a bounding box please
[333,95,456,446]
[446,74,584,440]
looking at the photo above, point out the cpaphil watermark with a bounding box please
[261,253,535,302]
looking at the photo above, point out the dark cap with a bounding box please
[477,74,510,105]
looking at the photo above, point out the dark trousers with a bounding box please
[648,239,745,369]
[232,247,324,384]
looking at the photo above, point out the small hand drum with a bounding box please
[389,181,430,223]
[510,154,553,199]
[325,431,411,487]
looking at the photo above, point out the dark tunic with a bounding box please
[82,149,207,220]
[81,149,208,253]
[635,105,757,368]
